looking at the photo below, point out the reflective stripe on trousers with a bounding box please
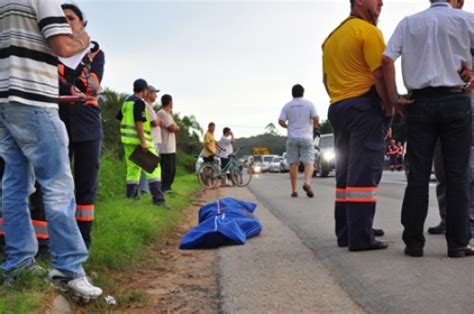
[0,218,49,239]
[335,187,378,203]
[76,204,94,222]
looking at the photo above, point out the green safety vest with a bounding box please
[120,99,153,146]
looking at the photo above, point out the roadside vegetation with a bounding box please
[0,88,203,313]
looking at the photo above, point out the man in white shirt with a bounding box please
[217,127,235,185]
[278,84,319,198]
[158,94,180,193]
[428,0,474,236]
[382,0,474,258]
[139,85,162,194]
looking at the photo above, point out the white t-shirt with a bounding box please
[145,101,161,145]
[279,97,318,139]
[217,135,233,158]
[157,108,176,154]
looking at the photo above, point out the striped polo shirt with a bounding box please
[0,0,72,108]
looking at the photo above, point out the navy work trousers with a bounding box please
[402,91,472,249]
[69,140,101,248]
[328,95,386,250]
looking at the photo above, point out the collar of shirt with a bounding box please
[430,2,451,8]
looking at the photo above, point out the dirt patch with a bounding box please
[111,188,222,313]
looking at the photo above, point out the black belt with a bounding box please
[411,86,467,96]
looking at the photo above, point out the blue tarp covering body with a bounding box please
[179,197,262,249]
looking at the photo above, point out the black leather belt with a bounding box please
[411,86,467,96]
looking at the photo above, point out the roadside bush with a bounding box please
[176,151,197,173]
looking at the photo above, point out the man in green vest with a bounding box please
[117,79,167,208]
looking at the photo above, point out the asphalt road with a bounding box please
[240,170,473,313]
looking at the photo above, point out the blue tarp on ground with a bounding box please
[179,197,262,249]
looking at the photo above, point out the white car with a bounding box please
[280,152,289,172]
[269,156,283,173]
[261,155,278,173]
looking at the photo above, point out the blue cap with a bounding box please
[133,78,148,91]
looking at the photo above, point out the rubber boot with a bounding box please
[126,184,139,199]
[149,181,165,205]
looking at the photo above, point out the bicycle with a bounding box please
[197,148,252,189]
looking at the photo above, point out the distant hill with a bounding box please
[234,133,286,157]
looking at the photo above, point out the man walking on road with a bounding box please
[382,0,474,258]
[322,0,391,251]
[278,84,319,198]
[0,0,102,297]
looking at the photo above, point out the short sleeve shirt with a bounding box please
[203,131,216,158]
[145,101,161,144]
[217,136,233,158]
[157,109,176,154]
[279,98,318,139]
[383,3,474,90]
[0,0,72,107]
[322,18,385,104]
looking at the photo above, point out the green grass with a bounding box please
[0,154,200,313]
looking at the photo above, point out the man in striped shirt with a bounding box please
[0,0,102,298]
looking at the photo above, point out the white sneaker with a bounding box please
[67,276,103,298]
[48,269,102,299]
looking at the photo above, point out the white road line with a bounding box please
[381,179,436,187]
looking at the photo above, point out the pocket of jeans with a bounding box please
[365,142,385,171]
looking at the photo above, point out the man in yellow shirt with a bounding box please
[322,0,392,252]
[203,122,222,163]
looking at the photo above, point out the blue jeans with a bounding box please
[402,91,472,249]
[0,103,87,277]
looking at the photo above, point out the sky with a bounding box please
[74,0,473,137]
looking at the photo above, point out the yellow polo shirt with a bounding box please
[203,131,216,158]
[322,18,385,104]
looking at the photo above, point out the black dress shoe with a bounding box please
[349,240,388,252]
[427,223,446,235]
[404,246,423,257]
[337,241,348,248]
[448,245,474,258]
[373,228,385,237]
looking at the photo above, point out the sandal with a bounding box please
[302,183,314,198]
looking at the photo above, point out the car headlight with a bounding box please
[322,151,335,161]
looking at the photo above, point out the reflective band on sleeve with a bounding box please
[335,188,347,202]
[32,220,49,239]
[345,187,378,203]
[76,204,95,222]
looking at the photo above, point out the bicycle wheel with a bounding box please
[231,163,252,187]
[198,163,220,189]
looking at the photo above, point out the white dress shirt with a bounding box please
[384,2,474,90]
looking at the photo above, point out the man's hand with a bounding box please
[393,96,414,116]
[140,142,148,152]
[459,61,473,91]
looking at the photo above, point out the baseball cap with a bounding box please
[133,78,148,91]
[147,85,160,93]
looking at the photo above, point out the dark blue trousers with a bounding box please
[328,95,386,250]
[402,90,472,249]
